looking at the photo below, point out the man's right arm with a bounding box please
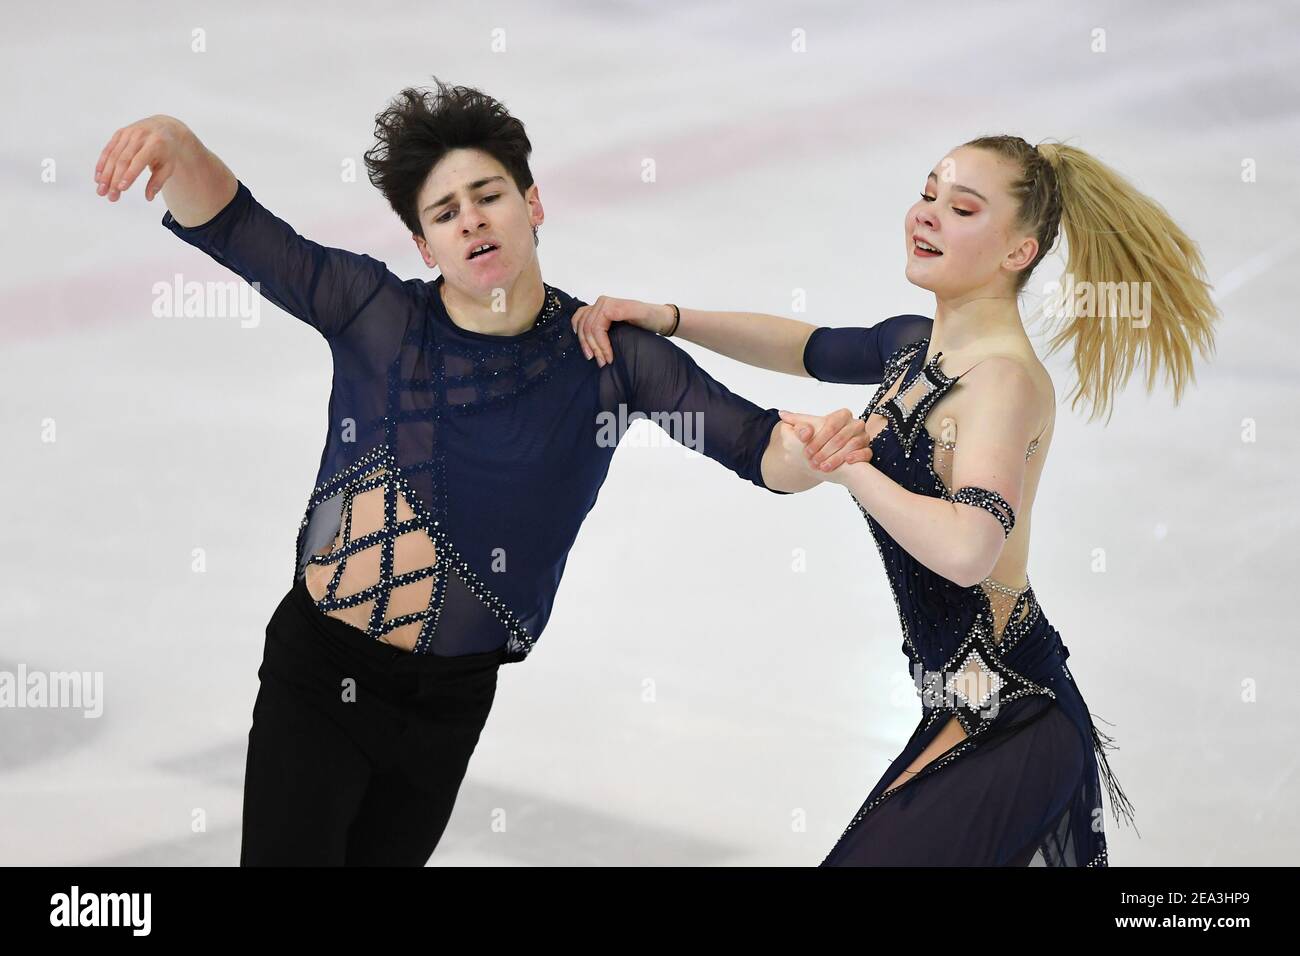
[156,134,239,228]
[96,114,231,215]
[96,115,392,342]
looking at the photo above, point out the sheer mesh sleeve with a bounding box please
[160,179,391,342]
[604,322,786,493]
[802,313,933,383]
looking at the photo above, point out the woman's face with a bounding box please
[414,147,543,298]
[903,146,1038,300]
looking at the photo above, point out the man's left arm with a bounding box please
[605,323,868,494]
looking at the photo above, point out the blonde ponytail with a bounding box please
[964,135,1221,424]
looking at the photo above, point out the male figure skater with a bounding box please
[93,79,872,865]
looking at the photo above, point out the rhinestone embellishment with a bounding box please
[289,285,577,662]
[296,439,537,659]
[824,333,1124,867]
[868,348,962,459]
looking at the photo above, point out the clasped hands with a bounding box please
[777,407,874,486]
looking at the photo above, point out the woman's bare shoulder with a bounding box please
[960,346,1056,442]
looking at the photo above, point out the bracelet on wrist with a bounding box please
[663,303,681,337]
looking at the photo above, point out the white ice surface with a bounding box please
[1,0,1296,865]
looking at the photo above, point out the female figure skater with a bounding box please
[572,136,1220,866]
[92,80,866,866]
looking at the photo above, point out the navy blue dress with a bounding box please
[803,316,1138,867]
[161,179,785,662]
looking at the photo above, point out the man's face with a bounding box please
[414,147,543,298]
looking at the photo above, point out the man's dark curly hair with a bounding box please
[363,77,535,239]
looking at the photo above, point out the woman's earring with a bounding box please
[532,225,539,246]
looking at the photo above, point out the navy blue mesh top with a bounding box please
[161,180,784,662]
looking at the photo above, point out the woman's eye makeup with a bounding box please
[918,192,974,216]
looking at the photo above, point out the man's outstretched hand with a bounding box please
[94,114,195,203]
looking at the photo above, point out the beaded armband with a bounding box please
[949,486,1016,538]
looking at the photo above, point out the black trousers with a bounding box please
[240,575,505,866]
